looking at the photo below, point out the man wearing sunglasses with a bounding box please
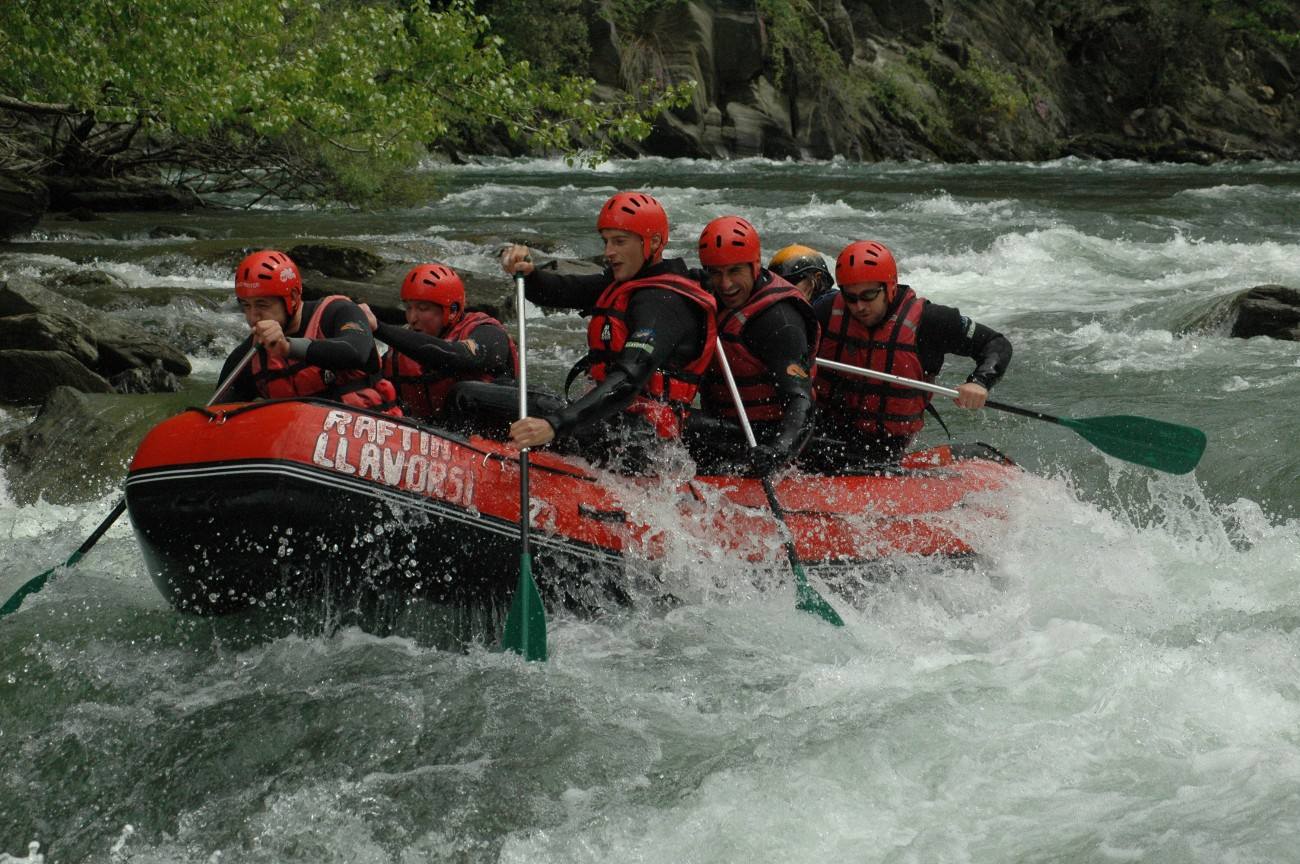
[803,240,1012,470]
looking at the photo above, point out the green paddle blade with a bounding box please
[501,554,547,661]
[792,560,845,627]
[1061,414,1207,475]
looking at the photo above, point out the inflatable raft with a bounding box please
[124,399,1016,617]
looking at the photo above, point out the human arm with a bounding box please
[509,288,699,447]
[743,302,816,473]
[500,243,610,310]
[283,300,379,370]
[917,302,1012,409]
[374,320,513,376]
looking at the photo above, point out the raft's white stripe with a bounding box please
[126,461,622,566]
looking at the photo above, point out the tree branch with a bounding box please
[0,94,80,115]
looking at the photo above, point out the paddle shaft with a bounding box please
[1,347,256,618]
[814,357,1059,423]
[516,275,531,562]
[500,273,547,660]
[715,338,843,627]
[814,356,1206,474]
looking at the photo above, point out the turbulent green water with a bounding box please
[2,157,1299,863]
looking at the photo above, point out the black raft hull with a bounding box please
[125,399,1016,621]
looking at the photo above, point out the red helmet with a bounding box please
[596,191,669,262]
[698,216,761,277]
[835,240,898,298]
[235,250,302,317]
[401,263,464,325]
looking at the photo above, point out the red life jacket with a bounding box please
[250,295,401,415]
[700,272,819,422]
[581,272,718,438]
[380,311,518,420]
[814,285,928,437]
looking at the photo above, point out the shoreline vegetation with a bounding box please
[2,0,1298,230]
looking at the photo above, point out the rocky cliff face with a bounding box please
[588,0,1300,162]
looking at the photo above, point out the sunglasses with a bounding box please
[841,286,885,304]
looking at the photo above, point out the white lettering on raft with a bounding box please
[310,410,474,506]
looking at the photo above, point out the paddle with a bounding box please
[0,346,257,618]
[499,273,548,661]
[714,338,844,627]
[815,358,1207,475]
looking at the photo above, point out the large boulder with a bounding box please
[0,275,192,403]
[0,312,100,367]
[93,315,191,376]
[1231,284,1300,340]
[288,244,386,279]
[0,171,49,239]
[0,349,114,404]
[0,386,193,503]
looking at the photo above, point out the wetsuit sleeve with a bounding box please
[297,301,379,371]
[743,302,816,456]
[916,301,1012,389]
[811,291,835,330]
[374,321,513,376]
[524,265,611,311]
[216,336,259,401]
[542,288,699,438]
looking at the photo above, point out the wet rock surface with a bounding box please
[589,0,1299,163]
[0,385,194,504]
[0,275,193,405]
[1231,284,1300,341]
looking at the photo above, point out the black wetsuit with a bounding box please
[375,317,514,378]
[449,258,708,473]
[217,298,379,401]
[802,287,1013,471]
[684,278,817,476]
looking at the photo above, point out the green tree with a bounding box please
[0,0,691,205]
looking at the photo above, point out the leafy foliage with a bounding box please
[756,0,845,88]
[475,0,591,76]
[1203,0,1300,48]
[0,0,690,205]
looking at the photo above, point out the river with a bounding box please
[2,157,1298,862]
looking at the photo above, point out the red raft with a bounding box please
[124,398,1016,617]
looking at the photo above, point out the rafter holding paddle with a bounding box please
[815,358,1206,475]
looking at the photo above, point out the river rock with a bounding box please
[0,312,100,367]
[0,349,114,404]
[0,386,190,504]
[110,360,182,394]
[0,171,49,239]
[0,275,192,403]
[288,244,386,279]
[1231,284,1300,341]
[50,268,132,307]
